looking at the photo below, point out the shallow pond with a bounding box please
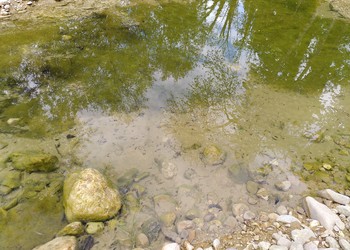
[0,0,350,249]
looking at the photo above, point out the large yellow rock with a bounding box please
[63,168,121,222]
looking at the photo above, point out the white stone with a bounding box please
[0,0,9,5]
[32,236,77,250]
[289,243,303,250]
[304,241,318,250]
[276,205,288,215]
[336,205,350,217]
[277,237,291,247]
[269,245,288,250]
[184,241,194,250]
[257,241,270,250]
[212,239,220,250]
[318,189,350,205]
[304,196,345,231]
[276,215,300,224]
[291,228,315,244]
[162,243,180,250]
[309,219,320,228]
[339,238,350,250]
[326,236,340,248]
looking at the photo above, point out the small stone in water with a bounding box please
[212,238,220,249]
[27,1,33,5]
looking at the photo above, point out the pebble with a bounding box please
[303,241,318,250]
[246,181,259,194]
[325,236,340,248]
[257,241,270,250]
[256,188,269,200]
[243,210,256,220]
[136,233,149,247]
[277,237,291,247]
[291,228,315,244]
[339,238,350,250]
[85,222,104,234]
[212,238,220,249]
[276,205,288,215]
[27,1,33,5]
[274,181,291,192]
[176,220,194,234]
[162,243,180,250]
[232,203,249,217]
[276,215,300,224]
[336,205,350,217]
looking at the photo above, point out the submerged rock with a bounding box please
[318,189,350,205]
[200,145,226,166]
[0,168,21,189]
[8,151,58,172]
[63,168,121,222]
[32,236,77,250]
[57,222,84,236]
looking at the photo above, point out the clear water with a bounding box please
[0,0,350,248]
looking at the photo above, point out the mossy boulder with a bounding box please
[7,151,58,172]
[63,168,122,222]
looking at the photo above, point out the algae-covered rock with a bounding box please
[32,236,77,250]
[200,145,226,166]
[63,168,121,222]
[86,222,104,234]
[57,222,84,237]
[8,151,58,172]
[0,168,22,189]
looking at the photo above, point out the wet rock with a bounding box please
[246,181,259,194]
[224,215,238,228]
[291,228,315,244]
[162,243,180,250]
[141,218,161,242]
[256,188,269,201]
[57,221,84,236]
[232,203,249,217]
[200,145,226,166]
[33,236,77,250]
[276,205,288,215]
[8,151,58,172]
[136,233,149,247]
[63,168,121,222]
[86,222,104,234]
[176,220,194,234]
[161,227,181,243]
[160,161,177,179]
[0,168,21,189]
[330,0,350,19]
[304,196,344,230]
[184,168,196,180]
[154,194,177,216]
[160,212,177,227]
[274,181,291,192]
[318,189,350,205]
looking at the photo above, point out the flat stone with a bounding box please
[8,151,58,173]
[276,215,300,224]
[318,189,350,205]
[291,228,315,244]
[304,196,345,230]
[32,236,77,250]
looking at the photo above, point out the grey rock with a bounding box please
[176,220,194,234]
[231,203,249,217]
[141,218,161,242]
[246,181,259,194]
[243,210,256,220]
[276,205,288,215]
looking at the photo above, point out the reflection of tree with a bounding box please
[0,2,209,136]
